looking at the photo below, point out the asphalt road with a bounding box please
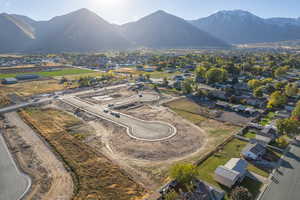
[62,94,176,141]
[0,133,31,200]
[260,144,300,200]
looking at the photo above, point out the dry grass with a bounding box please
[165,98,241,145]
[0,91,10,107]
[0,80,77,97]
[20,108,146,200]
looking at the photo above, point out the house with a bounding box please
[255,125,278,144]
[214,158,248,188]
[2,78,18,84]
[242,142,266,160]
[245,98,266,108]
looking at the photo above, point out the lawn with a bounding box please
[244,132,256,139]
[259,112,276,126]
[0,68,94,79]
[21,108,146,200]
[196,138,268,199]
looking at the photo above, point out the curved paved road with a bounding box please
[62,94,176,141]
[0,133,31,200]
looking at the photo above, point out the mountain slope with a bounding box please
[121,10,229,48]
[31,8,132,52]
[0,13,35,52]
[191,10,300,44]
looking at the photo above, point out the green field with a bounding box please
[0,68,94,79]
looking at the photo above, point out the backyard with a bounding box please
[196,138,268,199]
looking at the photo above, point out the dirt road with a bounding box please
[5,112,73,200]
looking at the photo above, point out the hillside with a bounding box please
[121,10,229,48]
[190,10,300,44]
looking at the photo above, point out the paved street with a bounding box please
[62,93,176,141]
[260,144,300,200]
[0,133,31,200]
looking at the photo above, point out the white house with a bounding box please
[214,158,248,188]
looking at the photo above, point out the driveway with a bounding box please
[0,133,31,200]
[260,144,300,200]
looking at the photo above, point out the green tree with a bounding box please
[276,118,300,137]
[231,186,252,200]
[247,79,262,90]
[253,86,264,98]
[267,91,287,109]
[274,66,289,77]
[162,77,169,87]
[195,66,207,82]
[182,79,194,94]
[206,68,228,84]
[285,83,298,97]
[292,101,300,121]
[164,190,178,200]
[169,163,198,185]
[276,136,289,148]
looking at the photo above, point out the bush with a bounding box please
[231,186,252,200]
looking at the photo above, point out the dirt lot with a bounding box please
[166,98,253,126]
[20,107,146,200]
[165,98,241,151]
[2,112,73,200]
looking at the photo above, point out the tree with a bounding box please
[276,136,289,148]
[206,68,228,84]
[182,79,193,94]
[162,77,169,87]
[292,101,300,121]
[164,190,178,200]
[231,186,252,200]
[276,118,300,137]
[274,66,289,77]
[169,163,198,185]
[267,91,287,109]
[247,79,262,90]
[195,66,206,79]
[285,83,298,97]
[253,86,264,98]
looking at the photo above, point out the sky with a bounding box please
[0,0,299,24]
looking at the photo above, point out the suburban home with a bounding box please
[159,179,225,200]
[242,142,266,160]
[214,158,248,188]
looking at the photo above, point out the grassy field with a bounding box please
[21,108,146,200]
[165,98,241,144]
[0,68,94,79]
[196,138,267,199]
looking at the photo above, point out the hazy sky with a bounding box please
[0,0,299,24]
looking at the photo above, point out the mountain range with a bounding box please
[190,10,300,44]
[1,8,300,53]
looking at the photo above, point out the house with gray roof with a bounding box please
[242,142,266,160]
[214,158,248,188]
